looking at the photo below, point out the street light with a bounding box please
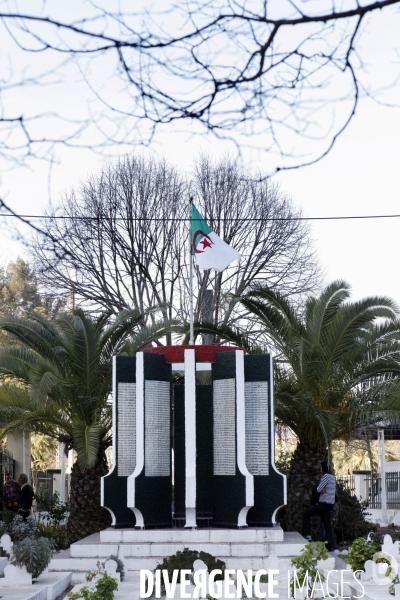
[375,421,389,527]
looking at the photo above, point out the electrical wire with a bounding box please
[2,213,400,222]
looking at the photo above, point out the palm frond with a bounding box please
[0,314,58,359]
[125,319,181,354]
[72,423,105,468]
[0,347,38,380]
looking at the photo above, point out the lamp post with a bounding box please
[377,426,388,527]
[60,442,66,504]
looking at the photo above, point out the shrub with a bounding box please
[290,541,328,598]
[334,481,375,544]
[107,554,125,582]
[274,450,292,477]
[368,526,400,547]
[8,515,39,542]
[12,537,54,578]
[346,537,379,573]
[367,531,384,547]
[68,562,118,600]
[35,491,69,527]
[37,522,69,550]
[0,520,8,538]
[252,574,268,583]
[274,505,287,531]
[0,510,18,525]
[155,548,226,589]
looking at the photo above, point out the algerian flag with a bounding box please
[191,203,241,272]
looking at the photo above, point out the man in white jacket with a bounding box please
[302,460,336,551]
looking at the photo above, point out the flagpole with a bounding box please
[189,196,194,345]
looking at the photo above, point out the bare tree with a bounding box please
[34,155,186,319]
[0,1,399,175]
[33,153,319,333]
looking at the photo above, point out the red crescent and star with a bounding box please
[192,230,214,253]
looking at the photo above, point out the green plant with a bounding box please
[37,522,69,550]
[367,531,384,547]
[346,537,379,573]
[107,552,125,582]
[8,515,39,541]
[0,307,177,543]
[389,573,400,595]
[0,519,8,538]
[290,541,328,599]
[0,511,17,526]
[369,526,400,547]
[275,450,293,477]
[155,548,226,591]
[12,536,54,579]
[35,491,69,527]
[334,481,376,543]
[68,562,118,600]
[200,281,400,535]
[252,574,269,583]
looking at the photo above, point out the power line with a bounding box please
[2,212,400,222]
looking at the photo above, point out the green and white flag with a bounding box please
[191,203,241,272]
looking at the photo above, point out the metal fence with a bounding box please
[336,474,355,494]
[364,472,400,509]
[32,470,70,511]
[0,447,16,505]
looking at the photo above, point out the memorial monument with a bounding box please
[101,345,286,529]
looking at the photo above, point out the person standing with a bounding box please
[3,472,20,512]
[18,473,34,520]
[302,460,336,551]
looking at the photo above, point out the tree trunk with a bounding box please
[285,442,328,536]
[67,449,112,543]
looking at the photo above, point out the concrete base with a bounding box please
[0,555,8,575]
[366,508,400,525]
[100,526,285,544]
[49,527,306,581]
[0,572,71,600]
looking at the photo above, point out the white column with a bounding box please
[68,449,74,472]
[60,443,66,503]
[379,429,388,526]
[101,355,117,525]
[235,351,254,527]
[127,352,145,528]
[7,431,31,481]
[22,430,26,475]
[354,473,361,500]
[184,349,197,528]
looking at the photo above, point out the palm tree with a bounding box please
[238,281,400,532]
[192,281,400,532]
[0,308,176,542]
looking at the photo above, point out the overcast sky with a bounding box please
[1,2,400,305]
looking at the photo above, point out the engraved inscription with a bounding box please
[245,381,269,475]
[117,383,136,477]
[145,380,170,476]
[213,378,236,475]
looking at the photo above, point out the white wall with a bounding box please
[6,431,31,481]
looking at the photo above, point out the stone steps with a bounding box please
[51,555,295,575]
[100,527,284,544]
[70,541,302,558]
[0,572,72,600]
[48,528,306,581]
